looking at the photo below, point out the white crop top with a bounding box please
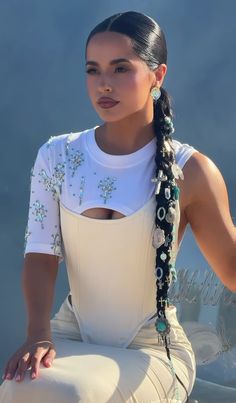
[24,125,198,263]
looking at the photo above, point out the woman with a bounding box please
[1,10,235,403]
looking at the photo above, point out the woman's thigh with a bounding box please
[51,295,197,402]
[0,296,196,403]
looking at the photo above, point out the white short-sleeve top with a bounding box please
[24,125,198,263]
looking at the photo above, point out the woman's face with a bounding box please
[85,31,166,122]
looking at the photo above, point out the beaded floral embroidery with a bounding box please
[50,232,62,255]
[79,175,86,205]
[53,162,65,192]
[98,176,117,204]
[68,150,85,177]
[38,162,65,201]
[65,133,74,156]
[31,200,48,229]
[24,223,31,250]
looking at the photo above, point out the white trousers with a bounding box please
[0,296,196,403]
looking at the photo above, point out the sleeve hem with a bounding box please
[24,243,64,264]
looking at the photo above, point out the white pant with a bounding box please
[0,295,196,403]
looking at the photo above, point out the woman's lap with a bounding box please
[0,296,196,403]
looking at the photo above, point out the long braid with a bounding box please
[153,87,190,401]
[86,10,192,402]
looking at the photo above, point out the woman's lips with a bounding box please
[98,101,120,109]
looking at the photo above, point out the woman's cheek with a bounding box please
[122,73,138,87]
[85,80,93,99]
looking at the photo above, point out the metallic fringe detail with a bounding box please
[157,332,171,347]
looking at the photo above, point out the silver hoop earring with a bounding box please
[150,86,161,101]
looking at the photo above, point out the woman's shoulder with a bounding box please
[37,126,94,158]
[172,138,199,170]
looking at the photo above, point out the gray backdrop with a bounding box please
[0,1,236,401]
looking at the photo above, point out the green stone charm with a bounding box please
[156,321,166,332]
[172,185,180,200]
[155,317,171,336]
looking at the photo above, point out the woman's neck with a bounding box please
[95,121,156,155]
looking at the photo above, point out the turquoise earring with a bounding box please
[150,86,161,101]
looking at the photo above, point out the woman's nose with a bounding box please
[97,75,113,91]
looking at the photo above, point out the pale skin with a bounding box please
[3,31,236,384]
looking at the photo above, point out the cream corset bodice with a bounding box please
[59,194,180,348]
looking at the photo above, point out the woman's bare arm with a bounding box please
[183,152,236,292]
[22,253,59,341]
[2,253,59,381]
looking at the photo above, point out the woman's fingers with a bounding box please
[42,347,57,367]
[14,353,31,382]
[3,353,21,380]
[3,346,28,380]
[29,352,43,380]
[29,344,56,380]
[2,341,56,382]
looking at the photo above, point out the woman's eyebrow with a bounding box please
[85,58,132,66]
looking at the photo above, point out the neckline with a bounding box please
[85,126,156,168]
[59,195,156,224]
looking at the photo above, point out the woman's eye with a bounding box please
[115,66,127,73]
[86,66,128,74]
[86,68,96,74]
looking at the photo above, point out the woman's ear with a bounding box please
[154,64,167,88]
